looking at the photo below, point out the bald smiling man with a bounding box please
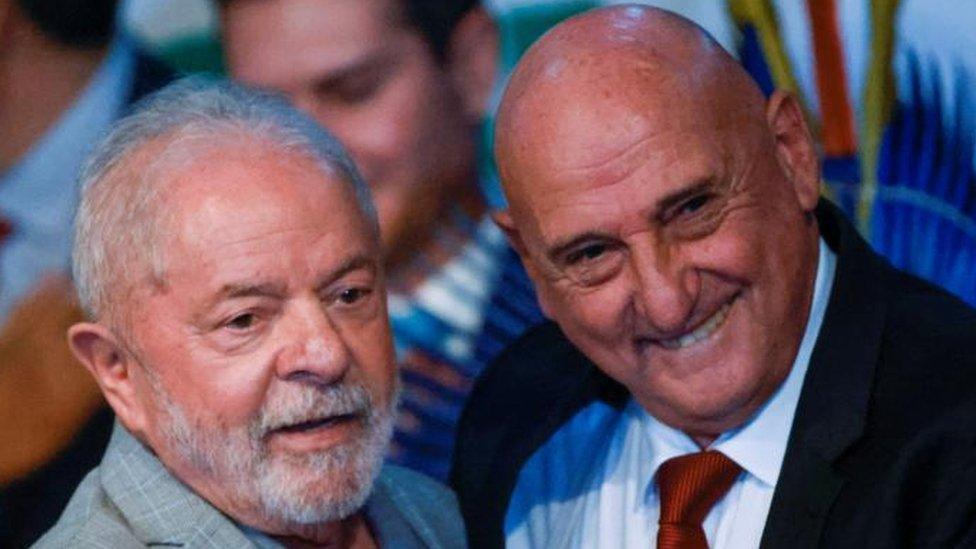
[450,5,976,548]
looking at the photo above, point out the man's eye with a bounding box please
[561,242,623,287]
[679,194,710,215]
[318,73,385,105]
[567,243,608,265]
[338,287,371,305]
[337,79,381,104]
[226,313,256,330]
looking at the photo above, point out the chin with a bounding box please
[638,368,767,435]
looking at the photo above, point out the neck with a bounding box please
[0,4,109,171]
[272,512,377,549]
[691,434,717,449]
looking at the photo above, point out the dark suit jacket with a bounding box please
[0,50,172,549]
[450,201,976,548]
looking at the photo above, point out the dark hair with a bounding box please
[402,0,480,61]
[16,0,118,48]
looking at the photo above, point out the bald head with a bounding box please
[495,5,767,214]
[490,5,823,439]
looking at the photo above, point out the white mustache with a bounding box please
[252,384,372,437]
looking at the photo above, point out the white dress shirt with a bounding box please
[505,239,837,548]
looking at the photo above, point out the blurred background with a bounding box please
[2,0,975,546]
[123,0,976,301]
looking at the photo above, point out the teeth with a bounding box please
[659,302,732,350]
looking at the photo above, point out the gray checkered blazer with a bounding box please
[33,423,466,548]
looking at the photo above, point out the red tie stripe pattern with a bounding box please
[655,450,742,549]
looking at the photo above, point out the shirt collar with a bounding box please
[639,238,837,492]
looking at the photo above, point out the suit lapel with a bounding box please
[760,202,890,548]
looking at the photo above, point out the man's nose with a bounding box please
[630,243,698,337]
[274,300,352,386]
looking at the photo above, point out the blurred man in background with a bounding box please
[0,0,170,545]
[221,0,543,480]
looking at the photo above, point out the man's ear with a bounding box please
[446,6,499,120]
[492,209,528,258]
[492,209,554,319]
[67,323,148,436]
[766,90,821,212]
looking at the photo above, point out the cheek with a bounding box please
[166,359,270,426]
[345,318,396,402]
[549,281,633,344]
[361,71,437,168]
[154,334,276,425]
[688,219,771,289]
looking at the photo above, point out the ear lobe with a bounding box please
[446,6,499,120]
[765,90,821,212]
[67,323,148,435]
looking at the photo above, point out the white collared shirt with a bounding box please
[505,239,837,548]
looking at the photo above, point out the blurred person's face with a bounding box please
[74,143,398,533]
[496,51,822,443]
[223,0,496,266]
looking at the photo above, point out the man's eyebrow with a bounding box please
[208,255,376,304]
[213,280,289,303]
[543,180,717,262]
[315,254,378,291]
[312,50,393,91]
[546,231,613,264]
[655,179,715,216]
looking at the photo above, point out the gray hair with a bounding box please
[73,76,377,323]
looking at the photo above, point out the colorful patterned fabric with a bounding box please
[729,0,976,304]
[387,210,543,480]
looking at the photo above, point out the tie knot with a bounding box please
[656,450,742,527]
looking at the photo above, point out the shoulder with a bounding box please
[882,268,976,355]
[372,465,465,547]
[462,321,597,428]
[827,399,976,545]
[874,266,976,412]
[32,468,142,548]
[453,322,595,480]
[451,322,626,547]
[376,464,459,510]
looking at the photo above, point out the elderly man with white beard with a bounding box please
[34,78,465,548]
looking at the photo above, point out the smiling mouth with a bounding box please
[657,299,734,350]
[271,413,359,435]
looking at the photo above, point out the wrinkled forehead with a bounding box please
[159,143,366,244]
[498,59,735,211]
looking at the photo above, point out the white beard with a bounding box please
[151,377,397,526]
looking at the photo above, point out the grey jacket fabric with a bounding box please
[34,423,466,548]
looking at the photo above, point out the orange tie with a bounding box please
[655,451,742,549]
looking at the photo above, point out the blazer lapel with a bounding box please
[760,202,890,548]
